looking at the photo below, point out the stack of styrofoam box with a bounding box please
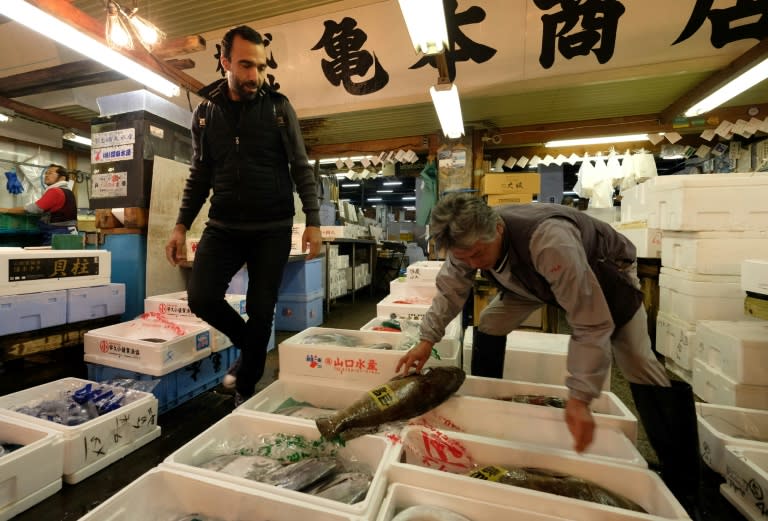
[463,326,611,390]
[612,221,662,258]
[721,445,768,521]
[354,262,371,290]
[743,259,768,299]
[649,173,768,385]
[66,283,125,323]
[376,294,434,321]
[406,260,444,281]
[327,244,350,299]
[0,377,160,484]
[0,412,64,521]
[0,249,111,297]
[162,412,392,520]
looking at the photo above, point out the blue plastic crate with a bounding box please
[279,258,323,296]
[86,346,237,414]
[274,290,323,331]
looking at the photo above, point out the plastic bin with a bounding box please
[66,283,125,323]
[0,289,67,335]
[721,446,768,521]
[275,290,324,331]
[696,402,768,475]
[279,257,324,295]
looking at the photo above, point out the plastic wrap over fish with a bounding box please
[391,505,473,521]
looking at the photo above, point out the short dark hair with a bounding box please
[221,26,264,60]
[48,163,68,179]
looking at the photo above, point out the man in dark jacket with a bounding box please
[397,193,703,520]
[165,25,321,403]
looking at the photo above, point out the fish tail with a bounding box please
[316,416,339,439]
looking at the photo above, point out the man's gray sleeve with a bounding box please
[419,257,476,343]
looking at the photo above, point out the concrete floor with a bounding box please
[2,289,744,520]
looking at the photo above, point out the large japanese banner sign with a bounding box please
[179,0,763,119]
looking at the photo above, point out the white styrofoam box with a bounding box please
[84,317,212,376]
[662,230,768,275]
[144,290,247,318]
[388,278,438,299]
[742,259,768,297]
[463,327,611,391]
[458,376,637,443]
[78,467,360,521]
[722,446,768,521]
[654,311,696,371]
[663,358,693,386]
[612,222,662,258]
[646,172,768,231]
[377,293,434,321]
[720,482,762,521]
[387,426,688,521]
[0,249,111,296]
[693,359,768,410]
[66,283,125,323]
[658,267,744,322]
[697,402,768,475]
[619,180,656,223]
[697,320,768,386]
[0,413,64,521]
[0,289,67,336]
[360,315,462,363]
[163,412,390,517]
[279,327,460,382]
[376,483,569,521]
[406,260,444,281]
[0,377,160,484]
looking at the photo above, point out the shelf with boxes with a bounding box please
[323,238,376,314]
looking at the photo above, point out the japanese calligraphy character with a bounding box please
[534,0,626,69]
[70,258,91,275]
[311,17,389,95]
[409,0,497,83]
[673,0,768,48]
[50,259,68,277]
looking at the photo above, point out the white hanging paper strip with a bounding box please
[567,153,580,164]
[517,156,529,168]
[529,155,542,167]
[699,129,716,141]
[493,158,505,170]
[664,132,682,144]
[504,156,517,168]
[647,133,665,145]
[554,154,567,165]
[714,120,734,137]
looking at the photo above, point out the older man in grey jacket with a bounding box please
[397,193,702,520]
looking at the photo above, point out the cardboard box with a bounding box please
[481,173,541,195]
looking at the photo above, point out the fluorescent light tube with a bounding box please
[430,83,464,139]
[402,196,416,201]
[342,183,360,188]
[367,198,383,202]
[63,132,92,146]
[398,0,448,55]
[545,134,649,148]
[382,181,402,186]
[0,1,179,98]
[376,189,393,193]
[685,57,768,117]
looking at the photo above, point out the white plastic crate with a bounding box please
[406,260,444,281]
[658,267,744,322]
[66,283,125,323]
[0,249,111,297]
[163,412,390,518]
[646,172,768,231]
[612,222,662,258]
[661,230,768,275]
[697,320,768,386]
[0,413,64,521]
[279,327,460,383]
[376,483,569,521]
[697,402,768,475]
[83,316,212,376]
[387,426,688,521]
[388,278,438,299]
[654,311,697,371]
[359,315,462,363]
[463,327,611,391]
[721,445,768,521]
[693,359,768,410]
[0,289,67,336]
[78,467,360,521]
[377,293,433,321]
[0,377,160,484]
[458,376,637,443]
[742,259,768,297]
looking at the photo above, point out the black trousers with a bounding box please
[187,224,291,396]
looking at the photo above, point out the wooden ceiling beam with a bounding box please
[660,39,768,124]
[0,95,90,134]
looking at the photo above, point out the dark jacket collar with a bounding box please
[198,78,284,104]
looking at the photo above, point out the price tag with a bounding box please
[467,465,507,482]
[368,385,398,410]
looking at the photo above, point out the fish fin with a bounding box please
[315,416,339,439]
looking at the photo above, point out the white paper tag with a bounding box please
[729,141,741,159]
[714,120,734,137]
[731,119,749,137]
[541,154,555,165]
[554,154,567,165]
[699,129,716,141]
[344,158,356,169]
[529,155,542,167]
[335,159,345,170]
[647,133,665,145]
[760,117,768,134]
[694,144,711,158]
[746,117,763,135]
[361,157,371,168]
[493,158,505,170]
[517,156,529,168]
[504,156,517,168]
[395,149,406,162]
[664,132,682,144]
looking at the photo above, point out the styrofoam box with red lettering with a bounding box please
[376,294,434,321]
[405,260,444,281]
[83,317,212,376]
[693,359,768,410]
[77,467,361,521]
[697,321,768,386]
[0,377,160,484]
[360,315,462,362]
[612,222,662,258]
[721,445,768,521]
[655,311,697,371]
[742,259,768,297]
[697,402,768,476]
[388,278,438,299]
[659,267,744,322]
[662,231,768,276]
[463,327,611,391]
[646,172,768,231]
[279,327,459,383]
[0,249,111,297]
[458,375,637,443]
[386,426,689,521]
[144,291,246,352]
[0,413,64,521]
[376,483,569,521]
[162,412,390,518]
[236,375,642,467]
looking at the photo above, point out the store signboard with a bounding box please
[8,256,101,281]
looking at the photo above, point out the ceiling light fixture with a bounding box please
[684,57,768,117]
[430,83,465,138]
[397,0,449,55]
[545,134,649,148]
[63,132,93,147]
[382,181,402,186]
[105,1,133,49]
[0,1,179,98]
